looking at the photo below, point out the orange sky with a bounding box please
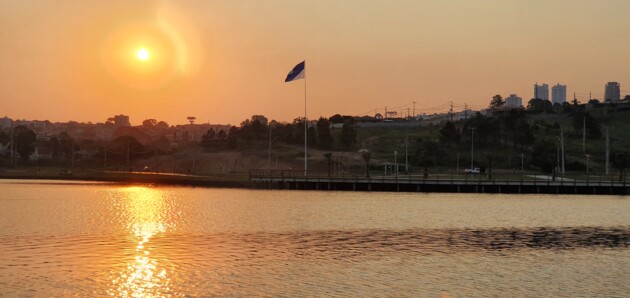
[1,0,629,125]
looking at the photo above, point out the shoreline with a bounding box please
[0,170,253,189]
[1,169,629,195]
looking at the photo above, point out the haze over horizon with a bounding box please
[1,0,629,125]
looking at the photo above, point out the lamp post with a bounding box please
[521,153,524,181]
[394,150,398,179]
[469,128,476,170]
[456,154,460,176]
[585,154,590,183]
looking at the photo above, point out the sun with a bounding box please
[136,48,150,61]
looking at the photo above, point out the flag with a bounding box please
[285,61,305,82]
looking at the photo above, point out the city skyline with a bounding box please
[1,1,629,125]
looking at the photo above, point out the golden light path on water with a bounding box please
[109,186,171,297]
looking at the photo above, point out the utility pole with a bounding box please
[385,106,387,120]
[405,123,409,175]
[9,122,14,167]
[394,150,398,179]
[557,142,560,175]
[469,128,476,169]
[449,101,454,122]
[521,153,524,181]
[582,116,586,154]
[187,116,197,174]
[586,154,590,182]
[464,103,468,119]
[412,101,416,119]
[606,127,610,176]
[456,154,460,175]
[561,128,565,175]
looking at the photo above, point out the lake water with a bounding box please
[0,179,628,297]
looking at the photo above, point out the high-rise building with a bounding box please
[534,83,549,100]
[604,82,620,101]
[551,84,567,105]
[114,115,131,127]
[505,94,522,109]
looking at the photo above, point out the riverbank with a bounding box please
[0,168,252,189]
[2,168,629,195]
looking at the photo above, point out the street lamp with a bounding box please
[585,154,590,182]
[469,127,476,170]
[268,127,279,170]
[394,150,398,179]
[521,153,524,181]
[456,153,460,176]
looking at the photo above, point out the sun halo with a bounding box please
[136,48,150,61]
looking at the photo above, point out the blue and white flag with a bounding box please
[285,61,305,82]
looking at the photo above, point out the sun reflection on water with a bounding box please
[109,186,172,297]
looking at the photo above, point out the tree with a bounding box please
[308,126,317,146]
[110,135,146,167]
[530,139,556,173]
[513,119,534,150]
[201,128,216,147]
[0,131,9,147]
[13,125,36,163]
[489,94,504,109]
[340,118,357,150]
[217,129,227,140]
[463,113,500,146]
[291,118,306,145]
[572,112,601,139]
[329,114,345,124]
[152,136,170,153]
[527,98,552,113]
[439,121,460,147]
[142,119,157,128]
[238,120,255,144]
[250,118,267,139]
[360,149,371,178]
[156,121,169,129]
[251,115,268,126]
[316,117,333,149]
[227,126,238,149]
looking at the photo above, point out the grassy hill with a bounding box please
[351,108,630,177]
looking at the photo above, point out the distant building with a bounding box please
[0,116,12,129]
[604,82,621,101]
[505,94,523,109]
[113,115,131,127]
[551,84,567,105]
[534,83,549,100]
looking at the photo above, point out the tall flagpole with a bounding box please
[304,62,307,177]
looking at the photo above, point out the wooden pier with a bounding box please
[249,170,630,195]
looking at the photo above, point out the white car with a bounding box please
[465,168,480,174]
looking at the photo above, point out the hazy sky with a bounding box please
[1,0,629,125]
